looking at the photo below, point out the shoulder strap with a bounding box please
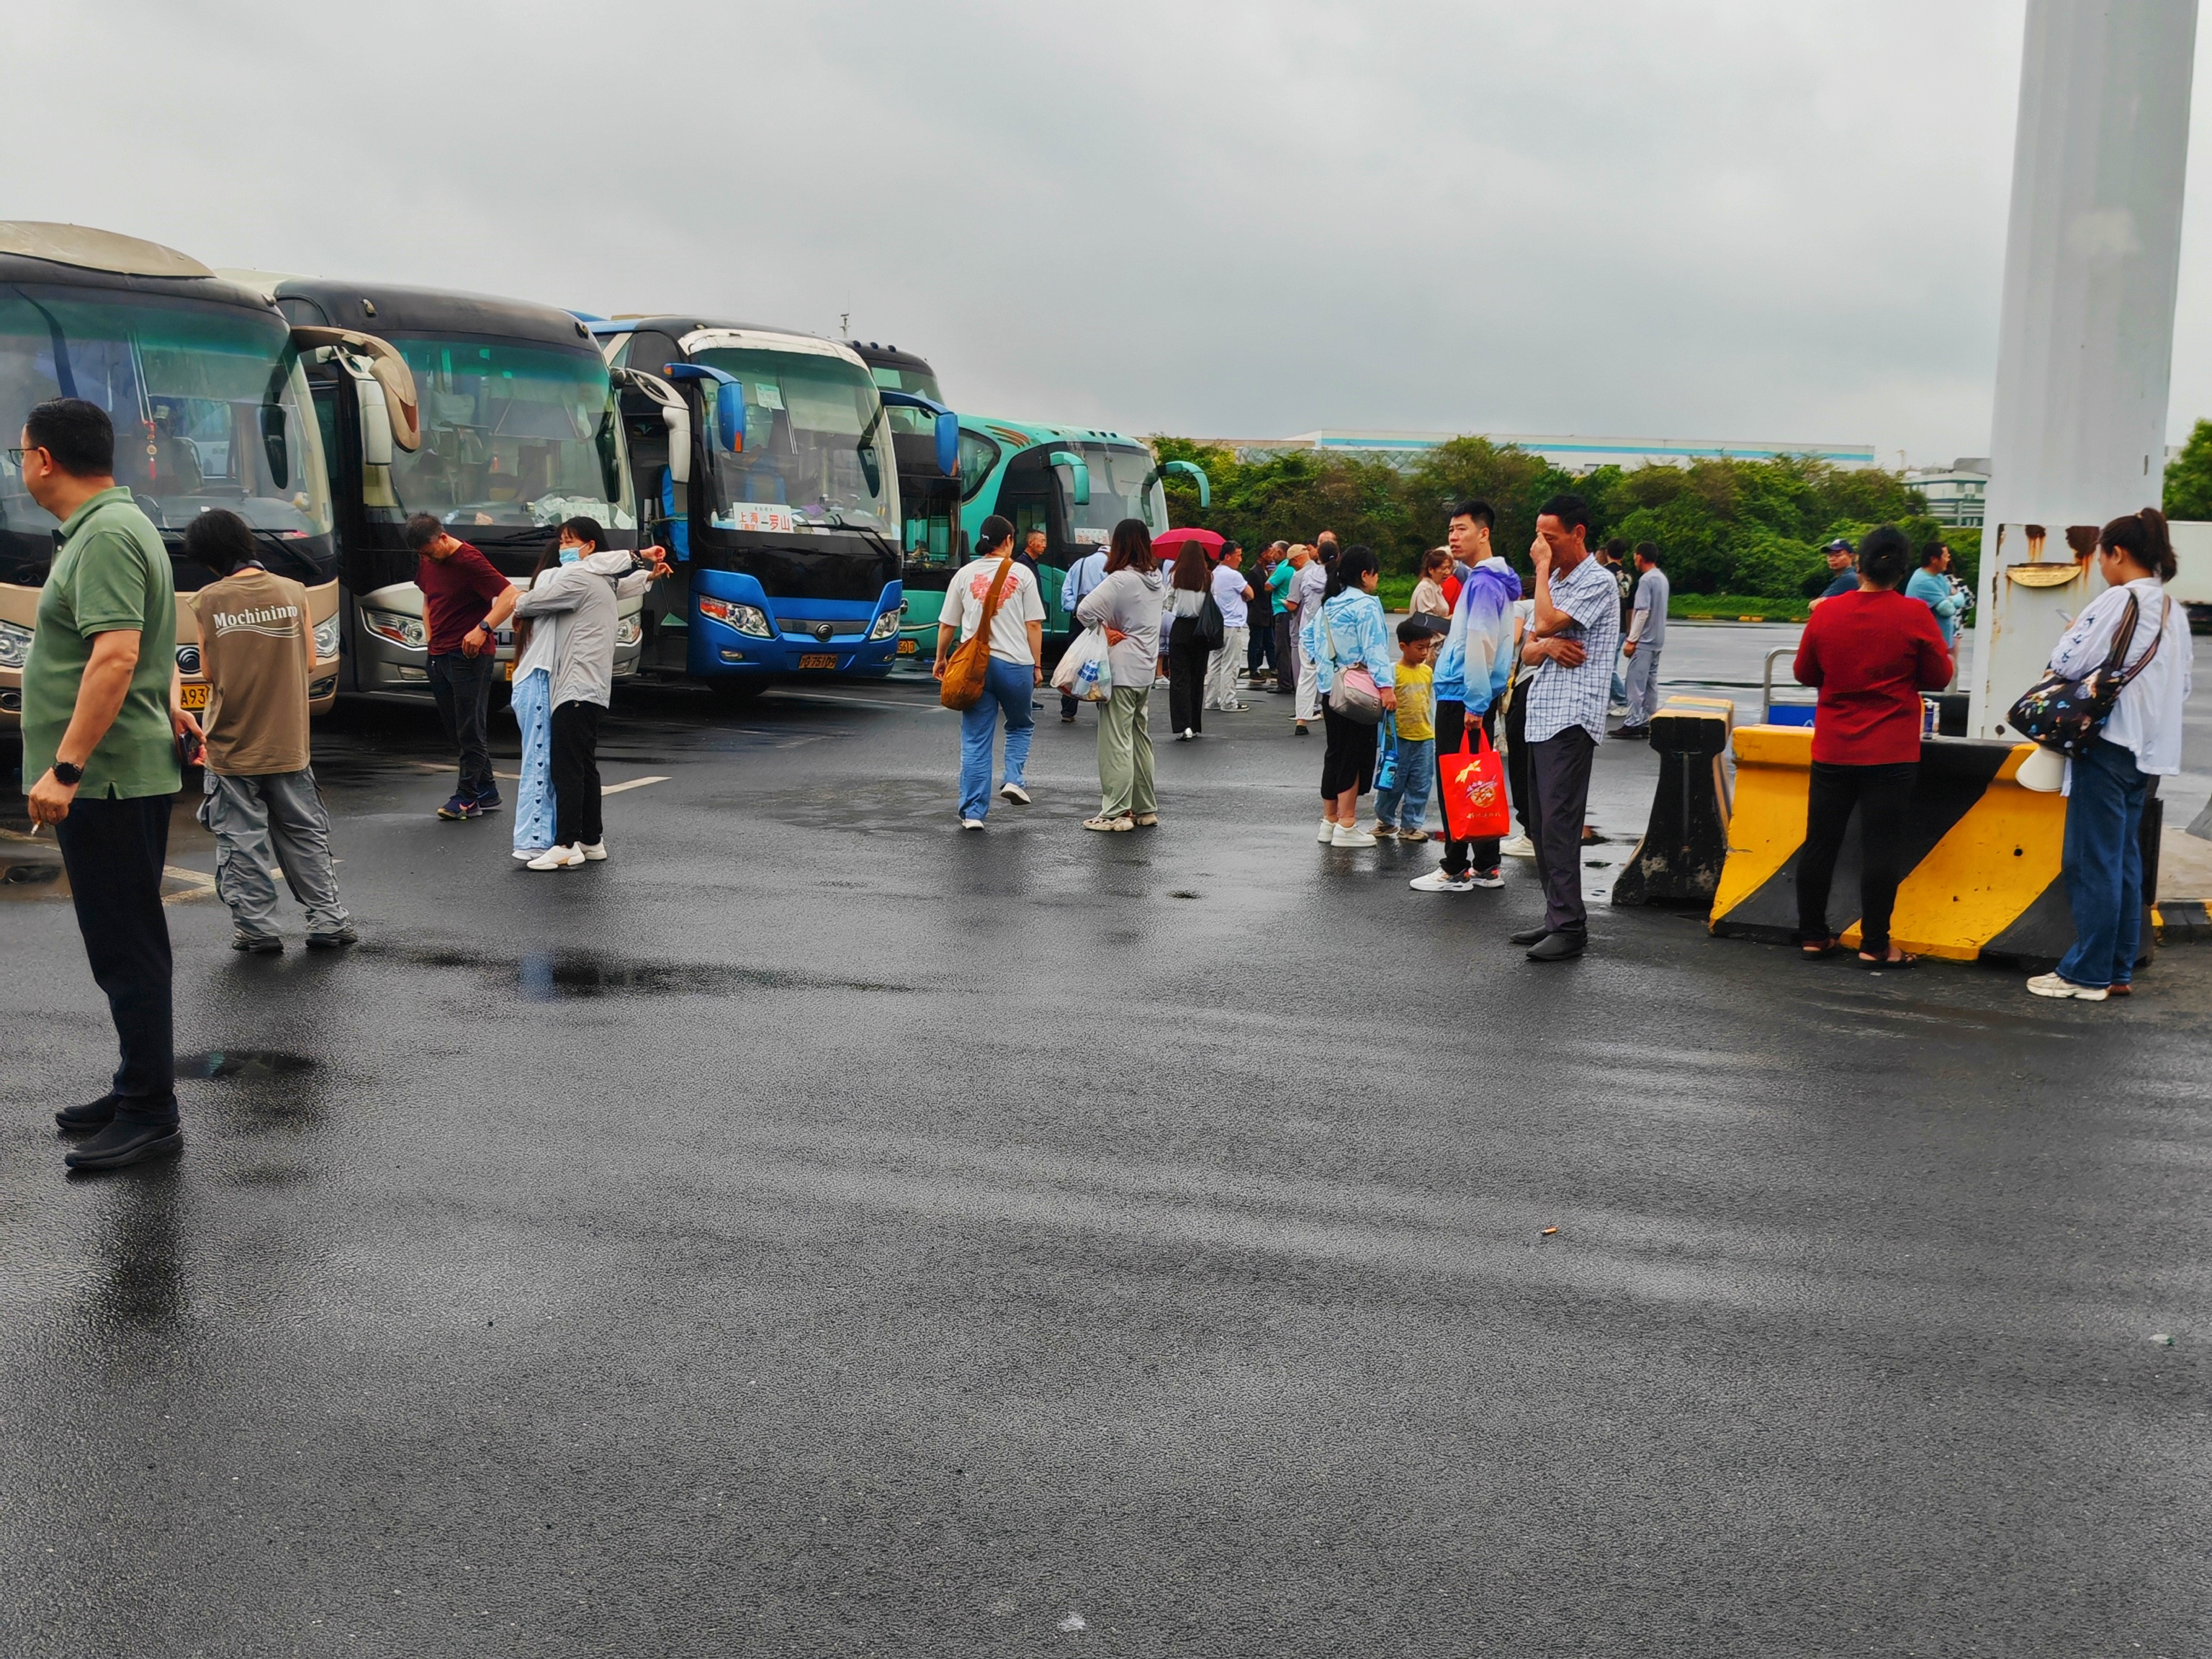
[2115,593,2173,689]
[2101,591,2143,673]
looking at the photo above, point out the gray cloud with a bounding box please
[7,1,2210,463]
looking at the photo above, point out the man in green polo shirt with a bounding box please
[19,397,197,1172]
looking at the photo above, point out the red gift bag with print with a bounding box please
[1441,722,1511,842]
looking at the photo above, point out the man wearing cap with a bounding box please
[1809,539,1857,607]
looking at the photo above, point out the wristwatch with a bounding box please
[51,759,83,786]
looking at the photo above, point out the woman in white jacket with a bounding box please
[2028,508,2193,1001]
[1074,518,1165,831]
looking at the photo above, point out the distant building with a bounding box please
[1905,458,1990,528]
[1188,429,1877,475]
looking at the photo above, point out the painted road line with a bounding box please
[602,775,672,796]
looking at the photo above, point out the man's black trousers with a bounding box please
[55,794,177,1124]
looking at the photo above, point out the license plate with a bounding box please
[799,653,837,669]
[179,683,210,709]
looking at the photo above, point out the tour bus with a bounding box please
[589,317,956,699]
[0,222,341,727]
[225,276,647,701]
[893,414,1209,660]
[848,339,963,565]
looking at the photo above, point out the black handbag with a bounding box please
[1199,593,1225,653]
[2006,591,2170,757]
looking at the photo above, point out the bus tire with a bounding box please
[708,679,768,706]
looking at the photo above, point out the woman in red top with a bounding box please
[1790,525,1953,967]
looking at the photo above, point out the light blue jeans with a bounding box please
[1375,735,1436,828]
[511,666,557,855]
[2056,737,2147,989]
[958,655,1036,820]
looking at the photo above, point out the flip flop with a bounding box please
[1857,951,1917,970]
[1799,937,1843,959]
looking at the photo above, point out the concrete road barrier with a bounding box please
[1708,725,2154,970]
[1613,697,1735,907]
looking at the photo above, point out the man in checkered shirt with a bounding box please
[1509,493,1619,961]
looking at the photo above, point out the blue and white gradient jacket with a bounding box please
[1432,555,1524,712]
[1300,588,1398,694]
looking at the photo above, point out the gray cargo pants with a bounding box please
[199,768,352,943]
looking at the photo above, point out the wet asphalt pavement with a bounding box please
[3,629,2211,1657]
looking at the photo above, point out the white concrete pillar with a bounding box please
[1969,0,2198,734]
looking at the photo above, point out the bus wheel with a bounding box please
[708,679,767,706]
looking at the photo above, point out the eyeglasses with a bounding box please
[5,446,42,467]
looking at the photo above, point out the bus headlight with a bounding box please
[313,617,341,659]
[868,610,902,641]
[0,619,30,670]
[363,610,426,650]
[615,616,642,647]
[698,595,773,637]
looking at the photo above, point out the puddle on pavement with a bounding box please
[359,940,912,1000]
[176,1049,319,1081]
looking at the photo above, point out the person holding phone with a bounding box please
[17,397,200,1172]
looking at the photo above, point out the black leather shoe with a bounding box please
[1508,926,1551,946]
[1526,930,1588,962]
[55,1094,120,1133]
[64,1118,183,1172]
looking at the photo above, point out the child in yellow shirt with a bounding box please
[1374,621,1437,840]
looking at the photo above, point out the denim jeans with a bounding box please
[1375,734,1435,829]
[427,649,498,801]
[2056,737,2149,989]
[959,655,1036,820]
[511,667,557,855]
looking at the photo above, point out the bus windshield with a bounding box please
[385,336,634,531]
[867,361,943,437]
[694,346,894,535]
[1063,443,1169,545]
[0,287,332,561]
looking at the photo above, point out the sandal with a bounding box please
[1856,950,1917,970]
[1799,936,1843,959]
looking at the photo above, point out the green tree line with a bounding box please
[1153,436,1978,600]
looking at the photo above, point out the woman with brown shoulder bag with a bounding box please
[933,515,1046,830]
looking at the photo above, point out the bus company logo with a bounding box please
[210,603,300,639]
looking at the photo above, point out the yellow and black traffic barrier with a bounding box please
[1707,724,2154,969]
[2157,899,2212,943]
[1613,696,1735,907]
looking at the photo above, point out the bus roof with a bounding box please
[0,222,275,310]
[963,414,1152,451]
[847,341,935,377]
[594,316,868,368]
[261,277,604,351]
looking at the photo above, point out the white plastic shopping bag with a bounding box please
[1053,625,1114,701]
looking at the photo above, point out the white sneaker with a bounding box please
[513,849,544,863]
[1317,817,1337,842]
[1331,824,1378,848]
[1410,868,1474,892]
[1500,833,1537,859]
[2027,972,2108,1002]
[1000,782,1030,804]
[961,818,986,830]
[526,844,581,871]
[577,840,608,862]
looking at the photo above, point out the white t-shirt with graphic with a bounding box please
[943,556,1047,665]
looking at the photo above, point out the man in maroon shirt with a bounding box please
[408,513,518,820]
[1790,526,1952,966]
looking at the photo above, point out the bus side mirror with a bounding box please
[715,382,745,453]
[1048,449,1091,507]
[935,411,960,478]
[1162,458,1210,508]
[258,405,289,490]
[289,325,419,452]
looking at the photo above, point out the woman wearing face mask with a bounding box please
[509,518,670,871]
[508,536,569,863]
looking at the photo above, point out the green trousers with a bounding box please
[1096,686,1156,819]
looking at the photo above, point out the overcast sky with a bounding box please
[8,1,2212,466]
